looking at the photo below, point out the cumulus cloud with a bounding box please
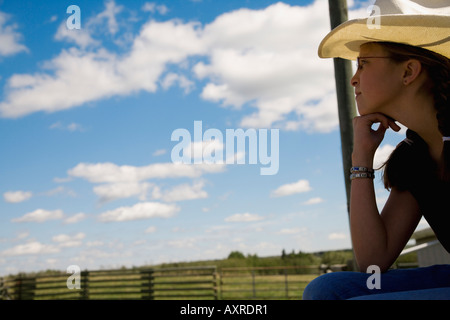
[52,232,85,248]
[67,161,220,204]
[98,201,179,222]
[94,181,153,203]
[278,227,305,235]
[0,1,370,132]
[68,162,224,183]
[374,144,395,170]
[50,121,86,132]
[2,233,85,256]
[271,179,312,197]
[225,213,264,222]
[2,241,59,256]
[0,11,28,57]
[328,232,347,240]
[54,21,99,49]
[3,190,32,203]
[142,2,169,15]
[154,181,208,202]
[195,1,339,131]
[64,212,87,224]
[12,209,64,223]
[303,197,324,205]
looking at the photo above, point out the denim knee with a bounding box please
[303,271,372,300]
[303,272,349,300]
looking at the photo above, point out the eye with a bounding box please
[356,59,368,70]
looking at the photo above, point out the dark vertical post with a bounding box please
[328,0,358,270]
[328,0,357,215]
[80,270,89,300]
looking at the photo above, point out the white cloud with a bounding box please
[303,197,324,205]
[278,227,305,235]
[0,11,28,57]
[64,212,87,224]
[54,21,99,49]
[225,213,264,222]
[98,201,179,222]
[69,162,219,204]
[161,72,195,94]
[50,121,86,132]
[271,179,312,197]
[1,233,85,257]
[68,161,224,183]
[374,144,395,170]
[328,232,347,240]
[94,181,152,203]
[52,232,85,247]
[91,0,124,35]
[12,209,64,223]
[155,181,208,202]
[3,190,32,203]
[0,1,369,133]
[195,1,339,131]
[168,238,197,249]
[142,2,169,15]
[2,241,59,256]
[152,149,167,157]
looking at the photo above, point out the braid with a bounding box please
[377,42,450,184]
[430,61,450,181]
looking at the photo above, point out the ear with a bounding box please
[402,59,422,86]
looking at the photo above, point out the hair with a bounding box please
[376,42,450,188]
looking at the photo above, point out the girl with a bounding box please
[303,0,450,299]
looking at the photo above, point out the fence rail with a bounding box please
[0,265,319,300]
[219,266,318,300]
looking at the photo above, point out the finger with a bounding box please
[388,120,401,132]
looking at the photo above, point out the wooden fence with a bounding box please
[0,265,319,300]
[218,266,318,300]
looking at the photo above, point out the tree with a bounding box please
[227,251,245,259]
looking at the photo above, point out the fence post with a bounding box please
[218,269,223,300]
[140,269,154,300]
[284,268,289,299]
[80,270,89,300]
[14,275,23,300]
[14,274,36,300]
[251,271,256,299]
[212,267,218,300]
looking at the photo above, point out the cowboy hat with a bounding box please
[318,0,450,60]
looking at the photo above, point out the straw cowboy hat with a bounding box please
[318,0,450,60]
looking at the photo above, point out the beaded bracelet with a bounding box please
[350,172,375,180]
[350,166,375,180]
[350,166,374,173]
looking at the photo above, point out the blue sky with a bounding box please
[0,0,424,275]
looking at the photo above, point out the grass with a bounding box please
[1,249,418,300]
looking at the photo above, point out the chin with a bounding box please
[356,105,368,116]
[356,102,377,116]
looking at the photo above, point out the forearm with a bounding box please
[350,114,402,271]
[350,176,389,271]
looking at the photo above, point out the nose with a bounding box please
[350,70,359,87]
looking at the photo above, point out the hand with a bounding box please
[352,113,401,167]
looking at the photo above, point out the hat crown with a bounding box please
[373,0,450,15]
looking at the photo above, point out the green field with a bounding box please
[1,249,417,300]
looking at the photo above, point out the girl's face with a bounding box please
[351,43,404,116]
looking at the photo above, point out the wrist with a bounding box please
[349,166,375,181]
[351,153,374,168]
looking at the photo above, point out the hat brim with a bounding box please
[318,15,450,60]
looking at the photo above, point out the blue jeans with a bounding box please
[302,264,450,300]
